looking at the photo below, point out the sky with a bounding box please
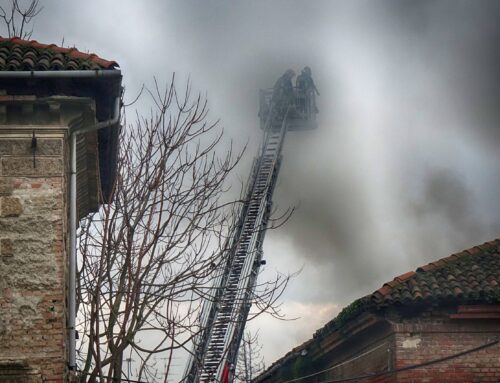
[4,0,500,379]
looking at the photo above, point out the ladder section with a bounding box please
[183,111,287,383]
[200,124,286,382]
[183,158,259,383]
[218,130,285,380]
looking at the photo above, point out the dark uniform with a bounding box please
[296,66,319,116]
[272,69,296,110]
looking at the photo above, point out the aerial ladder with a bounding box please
[184,83,318,383]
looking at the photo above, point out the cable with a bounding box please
[277,339,498,383]
[280,342,389,383]
[76,370,149,383]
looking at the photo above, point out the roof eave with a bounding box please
[0,69,121,79]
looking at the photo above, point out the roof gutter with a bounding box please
[0,69,121,78]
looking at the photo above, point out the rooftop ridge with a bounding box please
[375,238,500,298]
[0,37,118,70]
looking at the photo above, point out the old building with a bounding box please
[255,239,500,383]
[0,37,121,382]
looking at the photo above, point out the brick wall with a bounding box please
[262,320,397,383]
[256,306,500,383]
[320,332,395,383]
[0,131,68,383]
[394,308,500,383]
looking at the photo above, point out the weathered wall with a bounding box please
[393,307,500,383]
[258,319,396,383]
[256,305,500,383]
[316,321,395,383]
[0,131,67,383]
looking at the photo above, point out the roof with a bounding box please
[373,241,499,305]
[316,238,499,337]
[0,37,121,204]
[255,238,500,382]
[0,37,118,71]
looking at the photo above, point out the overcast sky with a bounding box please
[5,0,500,377]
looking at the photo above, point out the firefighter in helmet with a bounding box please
[273,69,295,107]
[296,66,319,116]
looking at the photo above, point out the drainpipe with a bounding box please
[68,93,121,370]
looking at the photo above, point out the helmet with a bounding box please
[285,69,295,78]
[303,66,312,75]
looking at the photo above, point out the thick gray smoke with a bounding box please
[21,0,500,365]
[267,0,500,305]
[409,168,486,250]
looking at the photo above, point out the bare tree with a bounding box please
[76,77,290,382]
[235,331,266,383]
[0,0,42,39]
[0,3,292,381]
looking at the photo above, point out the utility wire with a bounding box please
[76,339,498,383]
[77,370,149,383]
[280,342,389,383]
[277,338,498,383]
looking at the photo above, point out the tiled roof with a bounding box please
[316,238,500,337]
[371,240,499,306]
[254,239,500,383]
[0,37,118,71]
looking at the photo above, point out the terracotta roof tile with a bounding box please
[395,271,416,283]
[316,238,500,337]
[255,240,499,382]
[383,239,498,305]
[375,285,392,296]
[0,37,118,71]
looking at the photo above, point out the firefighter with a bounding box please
[296,66,319,115]
[272,69,296,107]
[269,69,296,127]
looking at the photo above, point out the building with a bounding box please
[254,239,500,383]
[0,37,121,382]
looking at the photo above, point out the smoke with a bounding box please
[264,0,500,305]
[27,0,500,364]
[384,2,500,144]
[414,170,480,234]
[407,168,488,256]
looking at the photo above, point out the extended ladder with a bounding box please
[184,107,290,383]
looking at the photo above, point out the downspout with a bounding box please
[68,93,122,370]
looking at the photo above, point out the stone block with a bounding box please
[29,195,61,213]
[38,139,63,156]
[0,178,13,196]
[1,157,63,176]
[0,239,13,257]
[0,361,42,383]
[0,216,57,237]
[0,139,62,156]
[6,239,55,262]
[0,197,23,217]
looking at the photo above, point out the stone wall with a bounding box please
[0,130,67,383]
